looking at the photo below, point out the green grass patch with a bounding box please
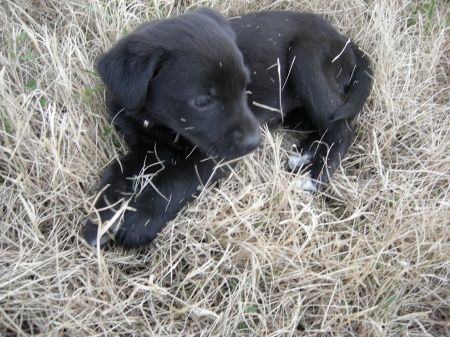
[24,80,37,91]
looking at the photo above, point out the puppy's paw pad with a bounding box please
[296,175,317,192]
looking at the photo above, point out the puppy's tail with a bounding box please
[331,46,372,122]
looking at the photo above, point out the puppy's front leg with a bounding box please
[84,145,226,249]
[83,147,159,247]
[114,150,226,249]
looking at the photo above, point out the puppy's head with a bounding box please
[97,8,261,160]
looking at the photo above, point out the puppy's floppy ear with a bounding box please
[96,30,161,112]
[195,7,236,40]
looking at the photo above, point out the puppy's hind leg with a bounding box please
[290,119,354,191]
[286,42,371,191]
[285,69,352,191]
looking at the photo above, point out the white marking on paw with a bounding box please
[288,152,311,171]
[296,175,317,192]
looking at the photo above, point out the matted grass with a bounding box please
[1,0,449,336]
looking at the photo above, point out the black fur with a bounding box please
[83,8,372,249]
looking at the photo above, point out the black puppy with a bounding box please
[83,8,371,249]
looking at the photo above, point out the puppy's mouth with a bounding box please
[201,129,262,161]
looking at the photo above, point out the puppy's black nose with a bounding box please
[233,129,261,154]
[244,131,262,152]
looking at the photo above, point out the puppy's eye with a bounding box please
[190,95,213,111]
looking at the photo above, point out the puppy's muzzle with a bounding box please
[231,128,261,154]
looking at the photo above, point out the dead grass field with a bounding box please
[1,0,449,336]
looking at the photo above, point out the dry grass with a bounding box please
[1,0,449,336]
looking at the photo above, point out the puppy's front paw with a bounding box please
[83,188,129,248]
[113,210,164,249]
[83,199,166,250]
[82,219,118,247]
[288,146,318,192]
[83,220,101,247]
[296,174,317,192]
[288,150,312,172]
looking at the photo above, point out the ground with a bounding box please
[0,0,449,336]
